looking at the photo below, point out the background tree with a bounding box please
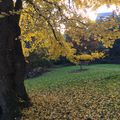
[61,8,120,67]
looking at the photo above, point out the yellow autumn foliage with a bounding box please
[20,0,120,64]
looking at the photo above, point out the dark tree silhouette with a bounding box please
[0,0,29,119]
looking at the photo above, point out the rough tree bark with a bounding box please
[11,0,29,102]
[0,0,29,119]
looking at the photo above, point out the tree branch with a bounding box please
[14,0,23,11]
[26,0,63,45]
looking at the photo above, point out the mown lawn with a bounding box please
[22,64,120,120]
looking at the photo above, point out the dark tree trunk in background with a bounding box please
[0,0,29,119]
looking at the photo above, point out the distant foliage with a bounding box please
[109,39,120,56]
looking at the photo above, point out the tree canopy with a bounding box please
[19,0,120,64]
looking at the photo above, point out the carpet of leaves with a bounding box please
[21,86,120,120]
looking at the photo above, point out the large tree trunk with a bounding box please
[0,0,29,119]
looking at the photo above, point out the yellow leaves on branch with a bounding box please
[74,0,120,9]
[91,52,105,59]
[48,40,76,60]
[20,0,120,64]
[68,52,105,64]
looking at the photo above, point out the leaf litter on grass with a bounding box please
[21,86,120,120]
[22,65,120,120]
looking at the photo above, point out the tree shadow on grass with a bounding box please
[69,68,89,74]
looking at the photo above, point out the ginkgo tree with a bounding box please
[0,0,120,119]
[21,0,120,68]
[63,12,120,67]
[20,1,77,61]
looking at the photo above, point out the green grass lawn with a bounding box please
[22,64,120,120]
[25,64,120,91]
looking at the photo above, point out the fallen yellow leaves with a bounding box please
[21,87,120,120]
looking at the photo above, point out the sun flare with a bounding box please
[88,4,120,21]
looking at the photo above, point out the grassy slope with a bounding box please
[22,64,120,120]
[25,64,120,91]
